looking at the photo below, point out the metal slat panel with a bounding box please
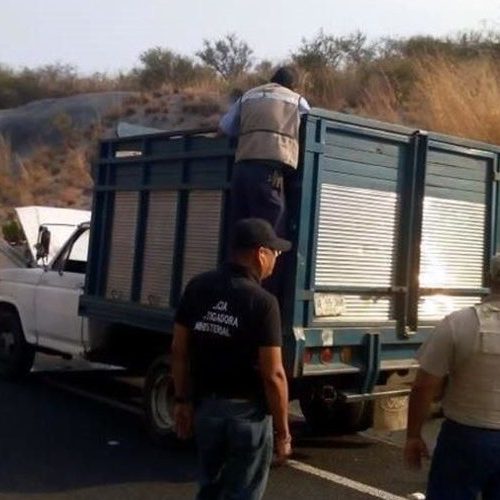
[182,191,222,288]
[420,197,485,289]
[105,191,139,301]
[314,184,398,321]
[140,191,178,308]
[419,196,485,319]
[315,184,398,287]
[419,296,480,321]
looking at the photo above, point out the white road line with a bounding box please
[41,379,414,499]
[287,459,407,500]
[44,379,143,416]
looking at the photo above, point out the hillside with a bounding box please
[0,89,224,218]
[3,30,500,224]
[0,92,134,156]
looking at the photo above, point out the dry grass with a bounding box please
[405,56,500,143]
[300,54,500,145]
[0,136,13,169]
[182,74,224,95]
[356,72,404,123]
[4,53,500,223]
[182,93,222,117]
[0,133,93,215]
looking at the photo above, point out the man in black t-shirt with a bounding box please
[172,218,292,500]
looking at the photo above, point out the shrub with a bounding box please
[134,47,199,89]
[2,218,24,244]
[196,33,253,80]
[293,30,375,70]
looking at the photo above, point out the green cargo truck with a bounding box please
[0,107,495,441]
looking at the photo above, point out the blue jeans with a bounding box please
[427,419,500,500]
[194,398,273,500]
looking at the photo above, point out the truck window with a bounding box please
[59,228,89,274]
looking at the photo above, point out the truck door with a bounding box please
[34,227,89,354]
[302,122,413,332]
[300,123,493,334]
[407,138,493,330]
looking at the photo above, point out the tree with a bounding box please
[196,33,253,80]
[293,30,374,70]
[136,47,198,89]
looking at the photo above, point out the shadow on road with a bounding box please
[0,375,197,495]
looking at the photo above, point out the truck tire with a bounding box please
[299,385,373,434]
[0,308,35,381]
[143,356,180,446]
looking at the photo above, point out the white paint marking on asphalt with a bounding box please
[41,380,416,499]
[44,379,143,416]
[287,459,407,500]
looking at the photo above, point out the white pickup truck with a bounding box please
[0,206,91,378]
[0,206,175,442]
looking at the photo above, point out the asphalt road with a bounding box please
[0,355,435,500]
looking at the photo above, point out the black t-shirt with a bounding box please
[175,263,282,401]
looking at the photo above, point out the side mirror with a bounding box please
[35,226,51,262]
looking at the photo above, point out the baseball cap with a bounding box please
[231,218,292,252]
[490,253,500,281]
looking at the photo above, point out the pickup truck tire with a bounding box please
[0,308,35,381]
[143,356,180,447]
[299,387,373,433]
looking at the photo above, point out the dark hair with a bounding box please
[270,66,297,90]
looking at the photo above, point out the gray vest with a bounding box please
[235,83,301,168]
[443,301,500,429]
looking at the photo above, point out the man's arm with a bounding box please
[298,96,311,115]
[258,346,291,463]
[404,369,445,469]
[218,99,241,137]
[171,322,193,439]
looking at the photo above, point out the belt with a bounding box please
[200,391,257,402]
[204,396,252,403]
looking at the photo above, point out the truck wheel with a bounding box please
[299,385,373,433]
[143,356,179,446]
[0,309,35,381]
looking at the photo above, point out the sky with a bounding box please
[1,0,500,75]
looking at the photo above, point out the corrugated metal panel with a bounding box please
[419,196,485,319]
[105,191,139,301]
[419,296,480,321]
[140,191,178,308]
[314,184,398,321]
[182,191,222,288]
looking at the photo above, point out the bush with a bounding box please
[134,47,199,89]
[196,33,253,80]
[293,30,375,70]
[0,62,133,110]
[2,218,24,244]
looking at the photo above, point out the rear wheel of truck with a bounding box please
[299,385,373,434]
[143,356,182,447]
[0,308,35,381]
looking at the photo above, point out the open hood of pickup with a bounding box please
[15,206,91,264]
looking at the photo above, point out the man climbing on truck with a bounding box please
[219,66,310,238]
